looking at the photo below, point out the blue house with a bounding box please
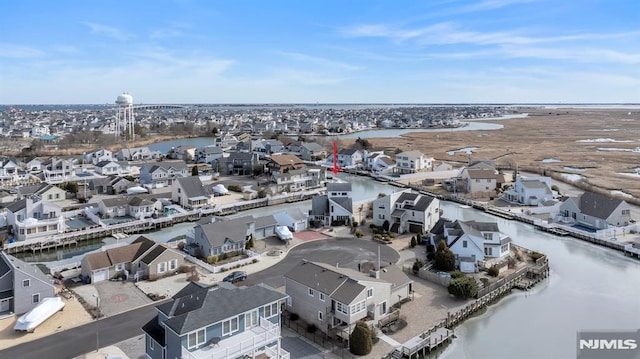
[143,282,290,359]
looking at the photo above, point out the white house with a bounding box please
[395,150,433,174]
[273,208,309,232]
[171,176,211,209]
[94,161,122,176]
[372,189,440,234]
[310,182,353,226]
[336,148,363,168]
[557,191,632,230]
[83,149,113,165]
[432,219,511,273]
[502,176,554,205]
[139,161,189,188]
[5,196,65,241]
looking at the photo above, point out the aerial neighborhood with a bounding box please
[0,104,638,359]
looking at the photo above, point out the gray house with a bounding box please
[284,260,413,336]
[142,282,289,359]
[558,191,633,229]
[0,251,56,315]
[139,161,189,188]
[186,216,255,257]
[310,182,353,226]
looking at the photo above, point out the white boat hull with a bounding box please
[14,297,65,332]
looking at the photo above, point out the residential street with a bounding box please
[0,302,161,359]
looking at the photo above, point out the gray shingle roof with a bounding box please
[578,191,625,220]
[198,216,254,248]
[311,195,329,216]
[327,182,352,193]
[160,283,287,335]
[331,197,353,213]
[254,215,278,229]
[176,176,208,198]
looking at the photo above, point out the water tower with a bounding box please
[115,92,135,140]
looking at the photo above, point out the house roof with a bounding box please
[175,176,208,199]
[413,195,437,212]
[327,182,352,192]
[84,236,157,270]
[466,169,497,179]
[520,179,550,190]
[140,246,167,265]
[96,160,119,168]
[331,197,353,213]
[6,198,27,213]
[578,191,625,220]
[254,215,278,229]
[129,197,154,206]
[397,150,425,159]
[142,318,166,346]
[159,283,287,335]
[332,279,366,304]
[270,154,303,166]
[198,216,254,248]
[1,251,52,286]
[338,148,359,156]
[0,253,12,278]
[311,195,329,216]
[285,260,351,296]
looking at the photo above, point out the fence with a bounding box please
[281,314,355,359]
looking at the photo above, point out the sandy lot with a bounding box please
[0,293,92,350]
[365,108,640,200]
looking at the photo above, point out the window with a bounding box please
[318,311,323,321]
[483,233,492,241]
[378,214,385,219]
[149,337,154,350]
[115,263,125,271]
[485,247,491,256]
[169,259,178,271]
[22,279,30,287]
[308,288,314,297]
[286,297,292,307]
[245,310,258,329]
[32,293,40,304]
[188,329,206,349]
[264,302,278,317]
[157,262,166,273]
[367,288,373,298]
[350,300,366,314]
[463,240,467,248]
[335,302,348,315]
[318,292,325,302]
[222,316,239,335]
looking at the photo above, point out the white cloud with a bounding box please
[80,21,134,40]
[274,51,363,71]
[0,43,44,58]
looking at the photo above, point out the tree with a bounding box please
[349,322,372,356]
[354,137,372,151]
[245,235,255,249]
[448,276,479,299]
[410,236,417,248]
[434,240,455,271]
[191,166,199,176]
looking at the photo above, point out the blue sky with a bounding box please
[1,0,638,104]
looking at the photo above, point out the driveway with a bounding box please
[93,281,152,316]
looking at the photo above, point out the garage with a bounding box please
[408,223,423,234]
[92,269,109,283]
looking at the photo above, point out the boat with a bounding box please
[14,297,65,332]
[275,226,293,241]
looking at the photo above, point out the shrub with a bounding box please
[480,277,490,287]
[219,253,228,260]
[245,236,255,249]
[450,271,466,279]
[412,259,424,273]
[187,273,200,282]
[206,255,218,264]
[383,220,390,232]
[360,219,367,226]
[487,266,500,277]
[349,322,373,356]
[426,252,435,261]
[435,240,455,271]
[416,233,423,243]
[354,229,364,238]
[374,234,382,240]
[448,276,479,299]
[426,244,435,254]
[177,265,195,273]
[177,242,185,251]
[227,184,243,192]
[410,236,417,248]
[257,189,267,198]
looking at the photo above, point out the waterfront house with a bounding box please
[502,176,554,206]
[431,219,511,273]
[394,151,433,174]
[142,282,289,359]
[557,191,632,229]
[254,139,285,154]
[270,167,324,193]
[0,251,56,315]
[139,160,189,188]
[372,189,440,234]
[284,260,413,336]
[24,157,44,173]
[185,216,255,258]
[0,157,19,182]
[98,196,154,220]
[80,236,184,283]
[89,176,135,195]
[266,154,305,175]
[171,176,211,210]
[336,148,363,168]
[288,142,326,161]
[16,183,66,203]
[116,147,161,161]
[42,157,75,183]
[83,149,113,165]
[5,196,65,241]
[310,182,353,226]
[455,168,499,198]
[94,161,122,176]
[167,145,196,162]
[273,208,308,232]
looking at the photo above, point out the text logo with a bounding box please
[577,330,640,359]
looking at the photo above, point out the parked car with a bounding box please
[275,226,293,241]
[223,271,247,283]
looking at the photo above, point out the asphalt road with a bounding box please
[0,238,399,359]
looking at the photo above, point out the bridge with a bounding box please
[132,104,189,110]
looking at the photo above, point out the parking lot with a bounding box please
[73,281,152,317]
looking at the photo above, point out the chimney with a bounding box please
[369,269,380,279]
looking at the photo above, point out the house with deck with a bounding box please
[557,191,632,230]
[336,148,363,168]
[431,219,511,273]
[142,282,289,359]
[95,161,122,176]
[310,182,353,226]
[16,183,66,203]
[98,196,155,219]
[0,252,55,315]
[394,151,433,174]
[83,149,113,165]
[502,176,554,206]
[42,157,75,183]
[5,196,65,241]
[284,260,413,336]
[372,189,440,234]
[139,161,189,188]
[172,176,211,210]
[185,216,255,258]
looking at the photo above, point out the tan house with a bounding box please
[81,236,184,283]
